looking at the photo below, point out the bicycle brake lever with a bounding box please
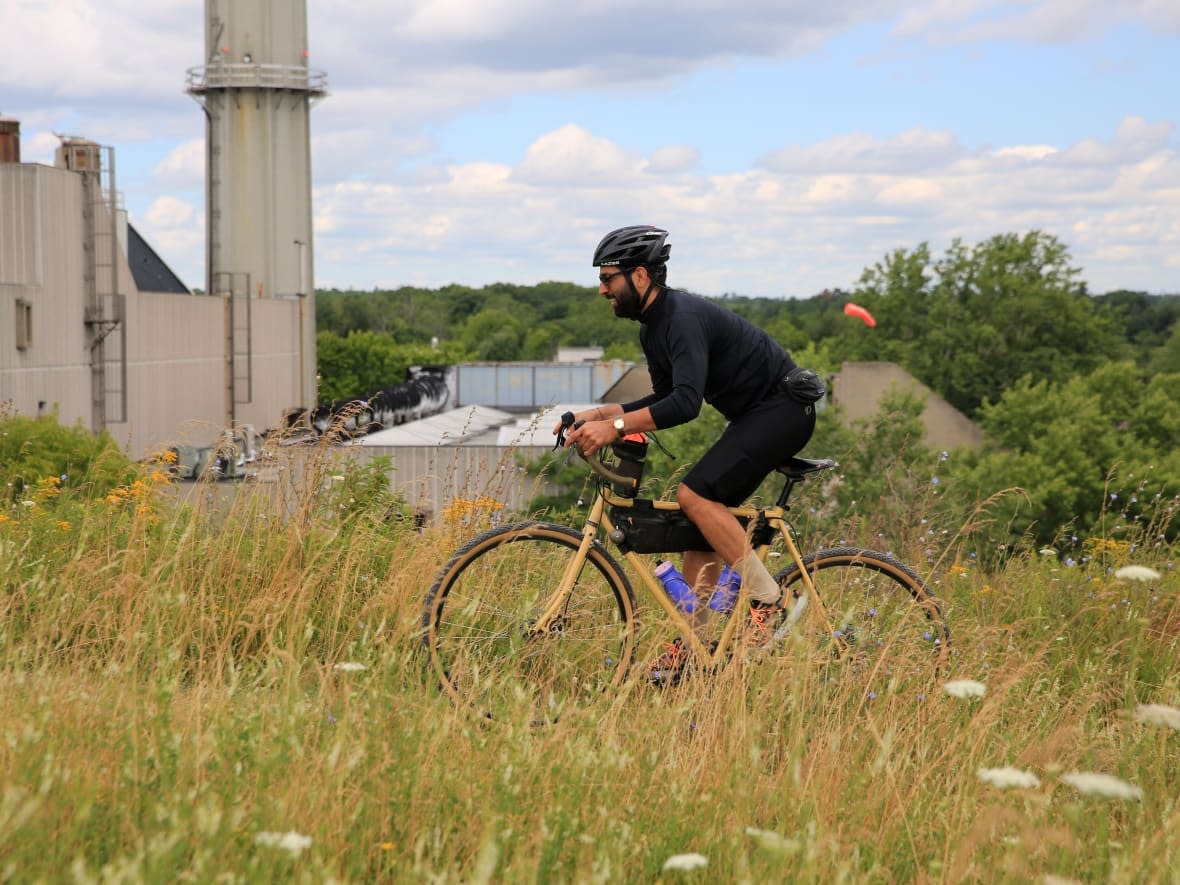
[554,411,581,450]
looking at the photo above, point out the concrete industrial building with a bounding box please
[0,0,323,459]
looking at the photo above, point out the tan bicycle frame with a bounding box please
[529,483,820,669]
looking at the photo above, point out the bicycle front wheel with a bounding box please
[422,521,637,721]
[775,547,950,688]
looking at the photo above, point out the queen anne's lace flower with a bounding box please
[662,853,708,872]
[255,830,313,856]
[977,766,1040,789]
[943,679,987,699]
[1134,703,1180,731]
[1060,772,1143,800]
[1114,565,1161,582]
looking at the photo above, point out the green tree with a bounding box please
[949,362,1180,548]
[846,233,1125,414]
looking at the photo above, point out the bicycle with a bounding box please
[422,413,950,721]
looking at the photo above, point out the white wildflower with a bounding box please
[1114,565,1161,582]
[977,766,1040,789]
[333,662,366,672]
[745,827,801,855]
[662,853,708,872]
[1133,703,1180,731]
[1042,876,1082,885]
[943,679,987,699]
[1039,547,1057,557]
[1060,772,1143,801]
[255,830,313,856]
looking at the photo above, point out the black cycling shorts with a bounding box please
[680,391,817,506]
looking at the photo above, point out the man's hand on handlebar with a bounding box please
[552,409,617,458]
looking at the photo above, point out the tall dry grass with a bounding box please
[0,440,1177,882]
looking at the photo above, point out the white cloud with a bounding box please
[152,138,204,189]
[312,113,1180,297]
[894,0,1180,44]
[513,125,642,186]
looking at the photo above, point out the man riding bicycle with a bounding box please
[560,225,821,677]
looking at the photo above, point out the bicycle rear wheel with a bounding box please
[422,521,637,721]
[774,547,950,688]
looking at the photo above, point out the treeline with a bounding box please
[316,231,1180,553]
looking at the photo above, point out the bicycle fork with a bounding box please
[527,495,612,636]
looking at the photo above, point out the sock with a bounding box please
[734,552,782,606]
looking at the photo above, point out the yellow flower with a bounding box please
[149,470,172,484]
[57,520,71,531]
[378,842,394,852]
[154,449,179,464]
[0,514,9,525]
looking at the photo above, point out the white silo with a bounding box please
[187,0,325,415]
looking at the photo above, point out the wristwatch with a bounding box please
[612,416,626,438]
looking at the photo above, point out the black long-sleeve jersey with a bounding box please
[622,287,796,429]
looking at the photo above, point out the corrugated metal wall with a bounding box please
[1,160,306,459]
[345,444,558,519]
[1,163,92,421]
[453,361,631,410]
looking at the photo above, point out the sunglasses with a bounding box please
[598,270,627,285]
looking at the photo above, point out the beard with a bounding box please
[610,287,643,320]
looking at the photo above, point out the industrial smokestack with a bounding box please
[185,0,326,412]
[0,117,20,164]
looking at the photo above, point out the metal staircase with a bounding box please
[79,144,127,429]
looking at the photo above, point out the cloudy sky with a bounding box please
[3,1,1178,298]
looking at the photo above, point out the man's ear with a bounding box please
[632,265,650,287]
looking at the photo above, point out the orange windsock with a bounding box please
[843,302,876,327]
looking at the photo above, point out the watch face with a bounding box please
[613,417,625,434]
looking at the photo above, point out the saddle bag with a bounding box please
[782,367,826,404]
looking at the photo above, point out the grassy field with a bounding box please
[0,447,1177,883]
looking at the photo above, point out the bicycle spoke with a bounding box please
[424,523,635,721]
[776,548,949,690]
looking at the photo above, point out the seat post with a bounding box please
[776,477,800,509]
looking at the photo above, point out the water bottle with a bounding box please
[707,565,742,614]
[654,560,697,614]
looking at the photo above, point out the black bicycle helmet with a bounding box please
[592,225,671,267]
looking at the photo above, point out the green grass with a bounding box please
[0,446,1177,883]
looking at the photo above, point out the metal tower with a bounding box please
[186,0,325,415]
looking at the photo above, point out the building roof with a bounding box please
[495,404,598,447]
[127,223,190,294]
[348,403,600,448]
[350,405,515,447]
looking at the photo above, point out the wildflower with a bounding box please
[378,842,395,851]
[943,679,986,699]
[977,766,1040,789]
[56,520,70,531]
[333,662,366,673]
[1039,547,1057,557]
[1060,772,1143,801]
[1114,565,1161,582]
[662,853,708,872]
[0,514,9,525]
[1133,703,1180,731]
[255,830,313,856]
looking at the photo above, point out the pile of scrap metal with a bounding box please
[168,426,259,481]
[307,365,450,438]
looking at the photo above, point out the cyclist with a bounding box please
[560,225,822,680]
